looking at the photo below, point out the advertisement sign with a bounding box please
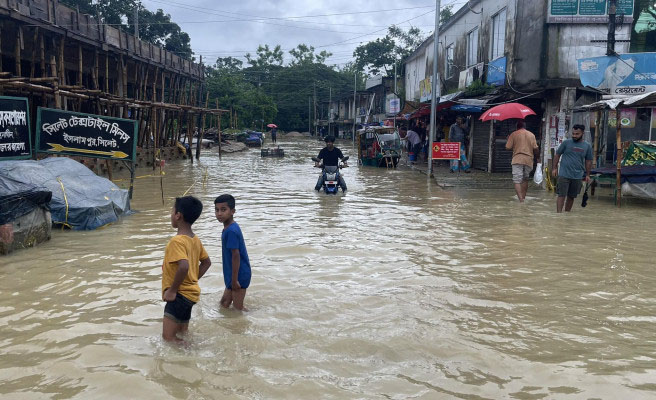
[389,98,400,114]
[0,96,31,160]
[548,0,634,23]
[419,77,432,102]
[652,108,656,129]
[36,108,137,160]
[609,108,637,128]
[432,142,460,160]
[578,53,656,95]
[487,57,507,86]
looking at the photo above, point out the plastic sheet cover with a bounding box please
[0,157,130,230]
[0,178,51,226]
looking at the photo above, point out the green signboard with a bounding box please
[36,108,138,161]
[579,0,605,15]
[616,0,634,15]
[551,0,578,15]
[549,0,635,22]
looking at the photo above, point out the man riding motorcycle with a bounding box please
[314,136,348,192]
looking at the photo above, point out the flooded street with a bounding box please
[2,136,656,399]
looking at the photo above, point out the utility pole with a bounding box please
[393,62,397,129]
[607,0,616,55]
[353,72,357,148]
[313,81,317,136]
[328,87,332,137]
[428,0,441,176]
[308,96,311,134]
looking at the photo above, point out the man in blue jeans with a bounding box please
[449,116,471,173]
[551,124,593,213]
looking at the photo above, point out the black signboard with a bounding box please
[36,108,137,161]
[0,96,31,160]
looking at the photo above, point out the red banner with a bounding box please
[432,142,460,160]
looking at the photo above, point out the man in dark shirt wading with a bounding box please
[314,136,348,192]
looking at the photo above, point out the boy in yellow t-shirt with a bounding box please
[161,196,211,343]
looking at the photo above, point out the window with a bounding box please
[445,44,455,78]
[491,8,507,60]
[467,27,479,67]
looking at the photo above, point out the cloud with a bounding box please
[141,0,440,66]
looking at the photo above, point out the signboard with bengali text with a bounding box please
[432,142,460,160]
[548,0,634,23]
[0,96,31,160]
[36,108,137,161]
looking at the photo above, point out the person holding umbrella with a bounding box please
[267,124,278,144]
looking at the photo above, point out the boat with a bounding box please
[357,126,402,168]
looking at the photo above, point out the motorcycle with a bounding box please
[312,156,349,194]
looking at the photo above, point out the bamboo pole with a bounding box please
[196,91,210,160]
[0,21,3,72]
[104,53,109,93]
[616,109,623,208]
[30,27,39,78]
[217,99,222,159]
[77,44,83,86]
[39,33,45,78]
[15,25,22,77]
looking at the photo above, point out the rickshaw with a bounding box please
[357,126,402,168]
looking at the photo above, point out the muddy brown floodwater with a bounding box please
[2,137,656,399]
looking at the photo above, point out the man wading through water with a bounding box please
[551,124,592,213]
[506,121,539,203]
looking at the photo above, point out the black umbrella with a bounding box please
[581,182,590,207]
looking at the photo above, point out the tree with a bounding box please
[440,5,454,24]
[245,45,284,68]
[353,36,396,76]
[59,0,194,60]
[353,26,425,76]
[289,44,332,66]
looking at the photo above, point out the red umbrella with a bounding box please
[267,123,278,128]
[479,102,536,121]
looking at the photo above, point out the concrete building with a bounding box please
[405,0,640,172]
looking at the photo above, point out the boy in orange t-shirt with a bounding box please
[161,196,211,343]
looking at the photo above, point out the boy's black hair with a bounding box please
[324,135,335,143]
[214,194,236,210]
[174,196,203,224]
[572,124,585,132]
[516,120,525,129]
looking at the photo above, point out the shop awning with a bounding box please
[577,91,656,111]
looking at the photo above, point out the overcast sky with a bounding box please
[141,0,466,67]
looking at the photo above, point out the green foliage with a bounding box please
[353,26,425,77]
[59,0,193,60]
[289,44,332,66]
[440,5,454,24]
[463,80,495,97]
[245,45,284,68]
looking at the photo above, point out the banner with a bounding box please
[389,98,400,114]
[0,96,31,160]
[36,108,137,161]
[419,77,432,103]
[548,0,634,23]
[432,142,460,160]
[487,57,507,86]
[609,109,637,128]
[578,53,656,95]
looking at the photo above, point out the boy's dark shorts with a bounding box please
[164,293,196,324]
[557,176,582,198]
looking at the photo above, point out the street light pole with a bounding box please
[428,0,441,177]
[353,72,357,148]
